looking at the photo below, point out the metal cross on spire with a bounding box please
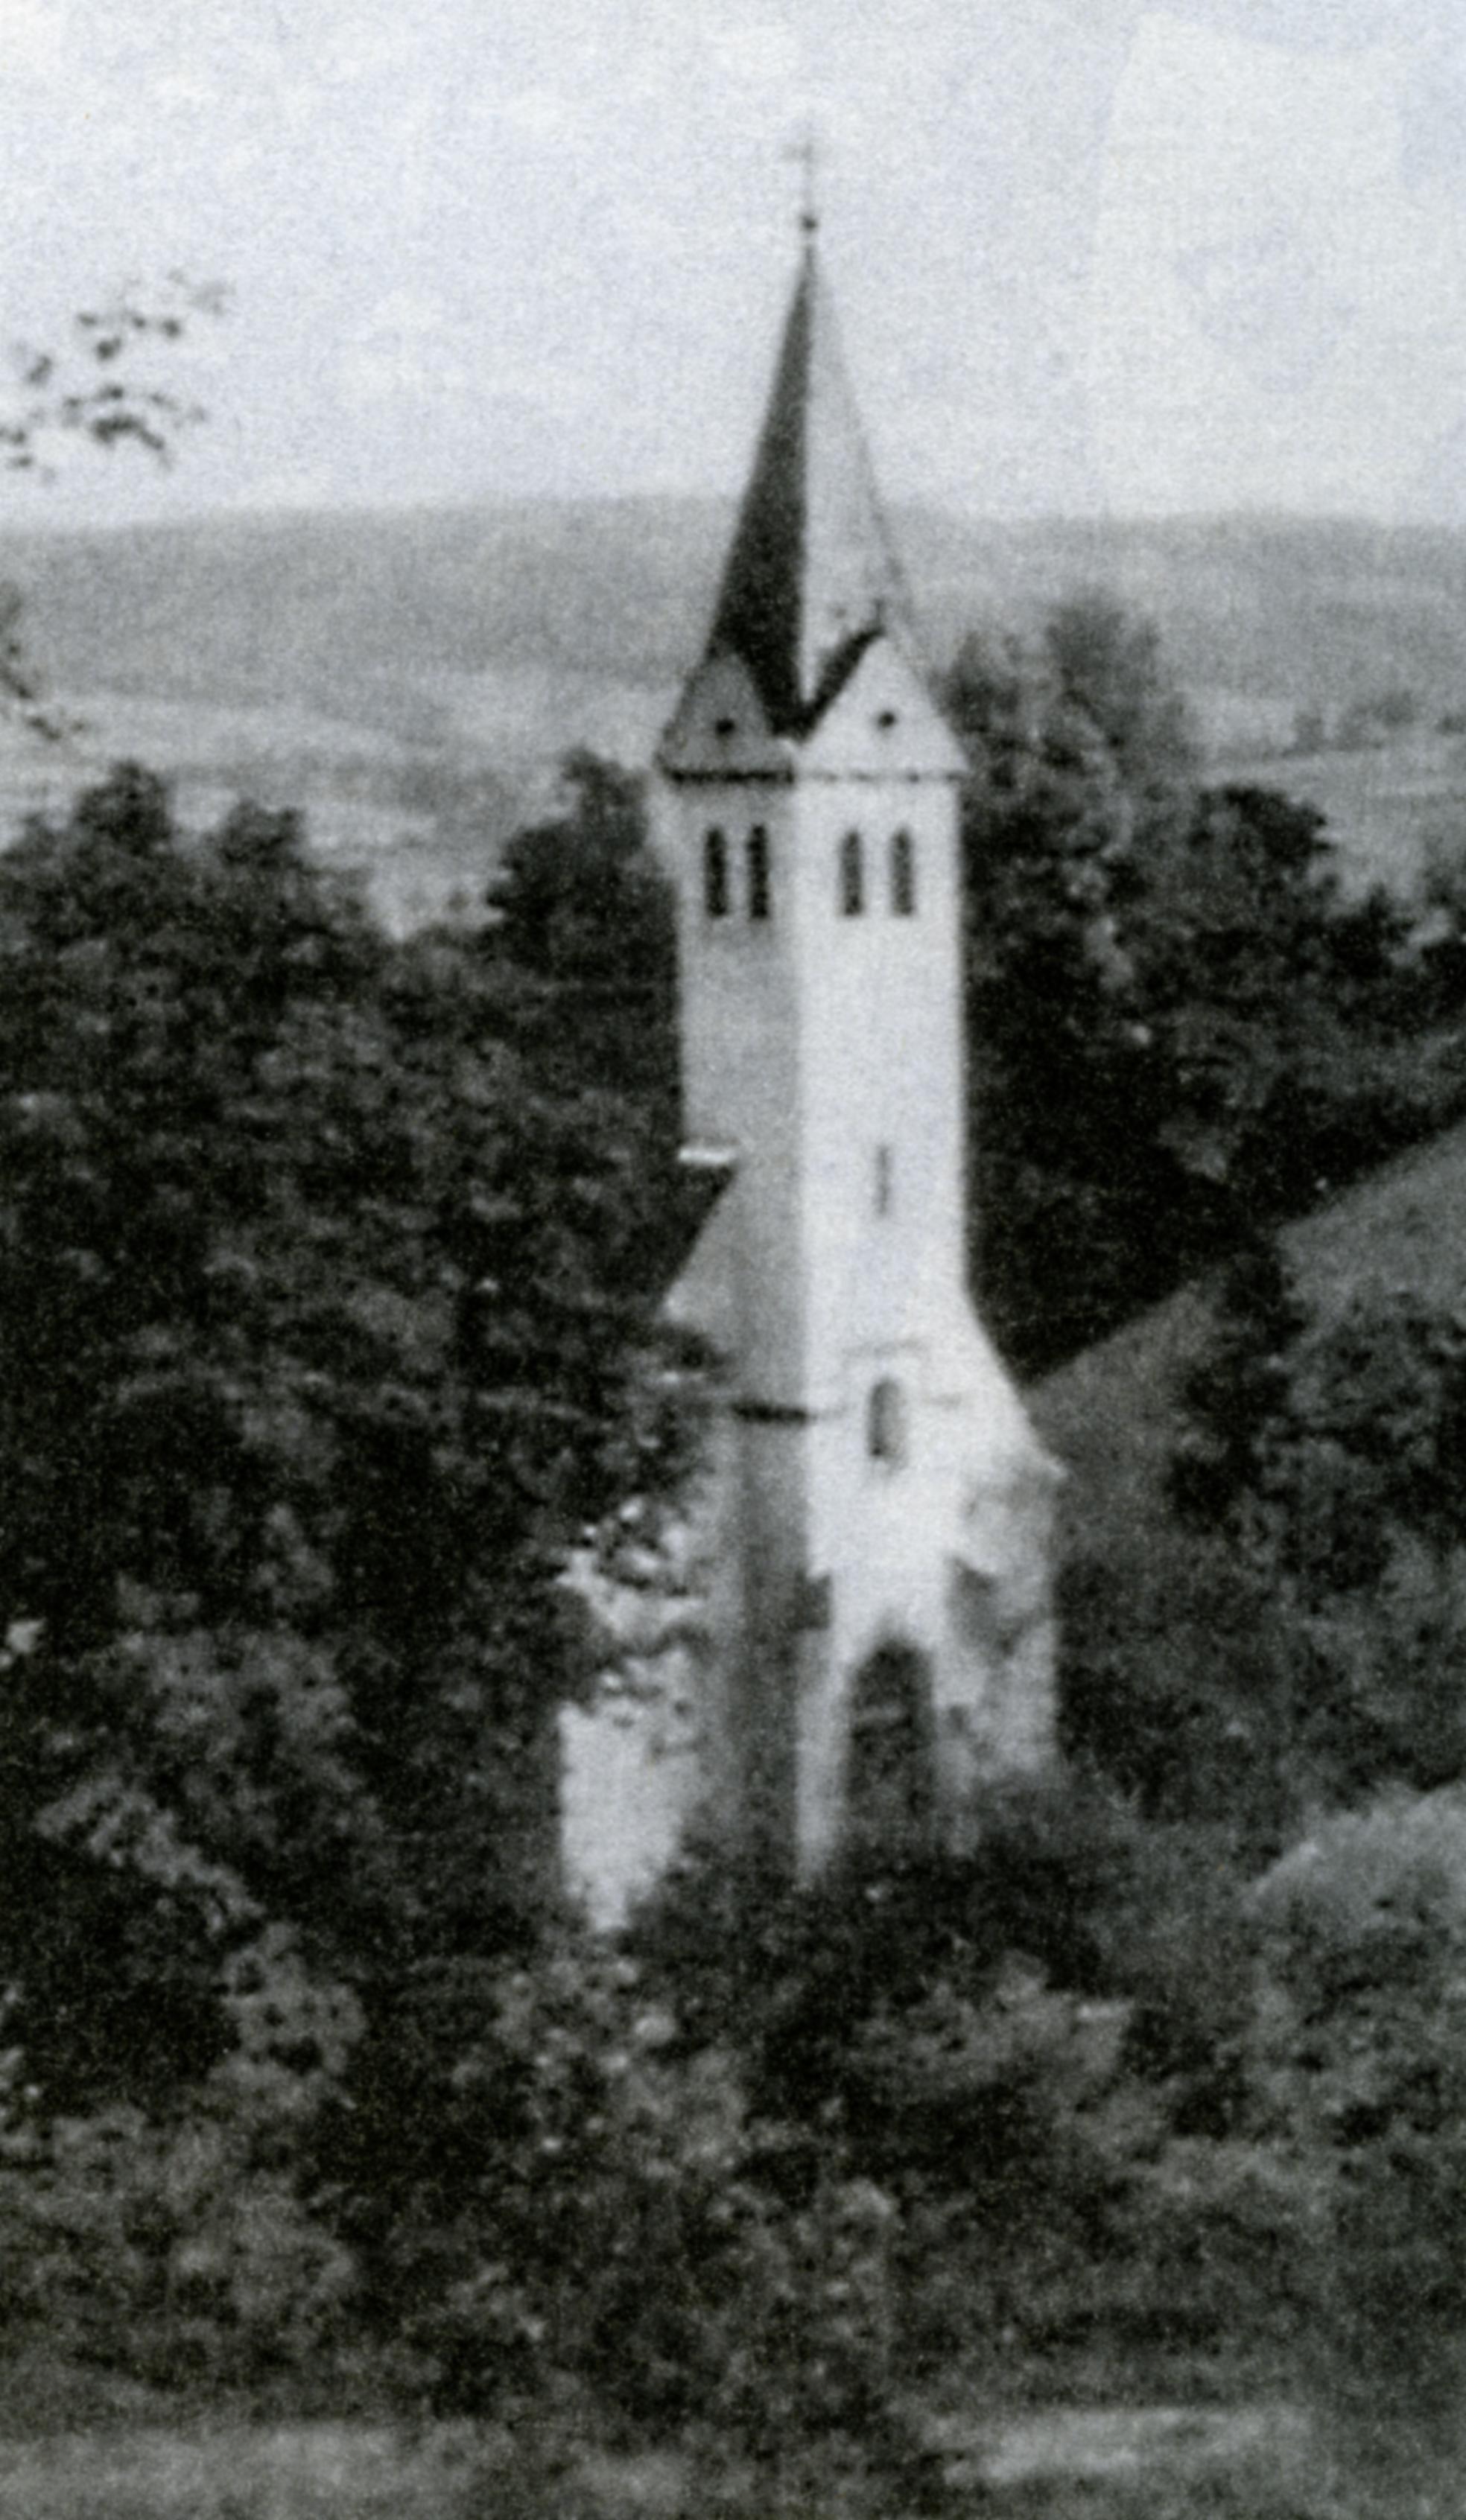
[784,121,822,239]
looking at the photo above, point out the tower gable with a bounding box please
[658,649,790,783]
[799,636,968,782]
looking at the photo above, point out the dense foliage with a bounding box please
[1173,1261,1466,1804]
[486,748,676,1101]
[951,592,1432,1369]
[1250,1789,1466,2443]
[0,766,674,2116]
[7,588,1466,2487]
[1063,1245,1466,1863]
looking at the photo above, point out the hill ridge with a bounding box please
[7,500,1466,766]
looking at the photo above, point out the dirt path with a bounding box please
[923,2399,1313,2488]
[0,2401,1319,2516]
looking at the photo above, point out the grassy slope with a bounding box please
[1029,1110,1466,1583]
[1217,728,1466,898]
[0,2404,1367,2520]
[0,2402,1427,2517]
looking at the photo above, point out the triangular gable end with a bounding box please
[658,649,792,783]
[799,635,968,781]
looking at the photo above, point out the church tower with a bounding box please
[653,218,1059,1880]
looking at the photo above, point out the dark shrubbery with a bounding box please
[1248,1790,1466,2443]
[308,1932,912,2466]
[952,605,1447,1373]
[621,1791,1282,2399]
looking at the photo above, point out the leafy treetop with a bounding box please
[0,766,670,2108]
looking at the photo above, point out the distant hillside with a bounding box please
[6,499,1466,923]
[7,502,1466,779]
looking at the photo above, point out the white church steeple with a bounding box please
[649,221,1059,1881]
[562,217,1059,1915]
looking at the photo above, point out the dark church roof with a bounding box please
[703,242,918,736]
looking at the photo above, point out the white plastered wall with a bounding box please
[564,637,1058,1915]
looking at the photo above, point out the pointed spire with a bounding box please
[704,241,917,737]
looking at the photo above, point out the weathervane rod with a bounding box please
[784,121,822,238]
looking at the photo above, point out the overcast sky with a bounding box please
[5,0,1466,530]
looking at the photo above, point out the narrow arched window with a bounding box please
[890,828,916,916]
[704,827,729,918]
[867,1377,907,1467]
[847,1643,935,1854]
[875,1145,893,1215]
[840,829,864,916]
[747,824,771,921]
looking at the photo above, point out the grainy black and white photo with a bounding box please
[1,2,1465,2513]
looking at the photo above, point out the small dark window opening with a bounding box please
[867,1377,907,1466]
[875,707,898,730]
[714,715,736,737]
[875,1145,893,1215]
[704,827,729,918]
[840,829,864,916]
[747,825,771,921]
[891,829,916,916]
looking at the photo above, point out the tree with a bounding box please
[1169,1276,1466,1806]
[1169,1235,1307,1532]
[951,612,1210,1366]
[0,768,669,2110]
[1133,783,1398,1215]
[486,748,678,1110]
[1251,1790,1466,2440]
[1,273,226,478]
[1176,1284,1466,1605]
[482,748,685,1317]
[951,599,1424,1371]
[1044,585,1198,801]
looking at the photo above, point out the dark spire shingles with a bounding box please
[705,244,916,737]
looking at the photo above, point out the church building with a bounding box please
[561,213,1058,1919]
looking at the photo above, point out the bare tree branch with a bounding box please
[1,274,228,738]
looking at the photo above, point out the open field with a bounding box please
[0,2424,490,2520]
[7,502,1466,934]
[1216,728,1466,899]
[7,500,1466,793]
[0,686,520,935]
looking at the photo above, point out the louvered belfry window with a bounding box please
[747,825,771,920]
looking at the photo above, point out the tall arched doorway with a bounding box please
[845,1641,936,1858]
